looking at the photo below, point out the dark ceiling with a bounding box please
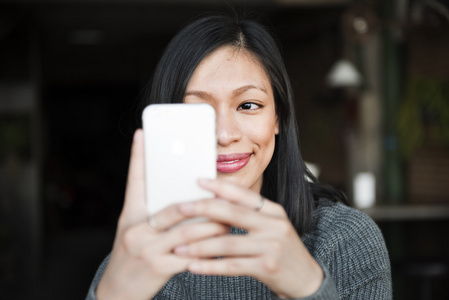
[0,2,346,85]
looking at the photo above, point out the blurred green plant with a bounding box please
[397,78,449,158]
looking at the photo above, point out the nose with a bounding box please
[216,108,241,147]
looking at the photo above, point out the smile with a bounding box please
[221,160,239,164]
[216,153,252,173]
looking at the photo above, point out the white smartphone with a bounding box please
[142,103,217,216]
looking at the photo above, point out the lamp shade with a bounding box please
[326,59,362,87]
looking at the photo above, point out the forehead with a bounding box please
[188,45,272,89]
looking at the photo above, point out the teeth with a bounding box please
[222,160,239,164]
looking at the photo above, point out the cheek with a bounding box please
[247,119,277,149]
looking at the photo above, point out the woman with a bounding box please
[86,14,391,300]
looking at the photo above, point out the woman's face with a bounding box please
[184,46,279,193]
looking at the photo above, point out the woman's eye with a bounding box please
[238,102,260,110]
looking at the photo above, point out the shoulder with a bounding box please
[306,200,385,247]
[302,200,392,298]
[302,200,390,269]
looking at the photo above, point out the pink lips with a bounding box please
[217,153,252,173]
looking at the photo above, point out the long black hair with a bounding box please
[144,14,346,235]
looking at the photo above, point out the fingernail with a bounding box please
[179,202,195,215]
[216,197,228,202]
[188,262,202,273]
[134,129,143,143]
[174,245,189,255]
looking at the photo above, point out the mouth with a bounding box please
[216,153,252,173]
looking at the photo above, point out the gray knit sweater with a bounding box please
[86,200,392,299]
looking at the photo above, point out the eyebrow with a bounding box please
[185,84,268,100]
[184,90,213,101]
[232,84,268,97]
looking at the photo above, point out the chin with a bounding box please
[218,173,246,186]
[217,173,261,192]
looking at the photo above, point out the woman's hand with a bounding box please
[96,130,229,300]
[173,178,324,299]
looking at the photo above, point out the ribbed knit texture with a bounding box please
[86,200,392,299]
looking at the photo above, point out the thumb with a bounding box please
[120,129,147,227]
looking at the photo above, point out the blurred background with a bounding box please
[1,0,448,299]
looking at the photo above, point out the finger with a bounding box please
[159,221,230,251]
[120,221,154,255]
[148,203,208,232]
[178,198,279,231]
[120,219,229,259]
[151,254,195,276]
[174,235,264,258]
[186,257,263,277]
[198,178,284,217]
[120,129,148,226]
